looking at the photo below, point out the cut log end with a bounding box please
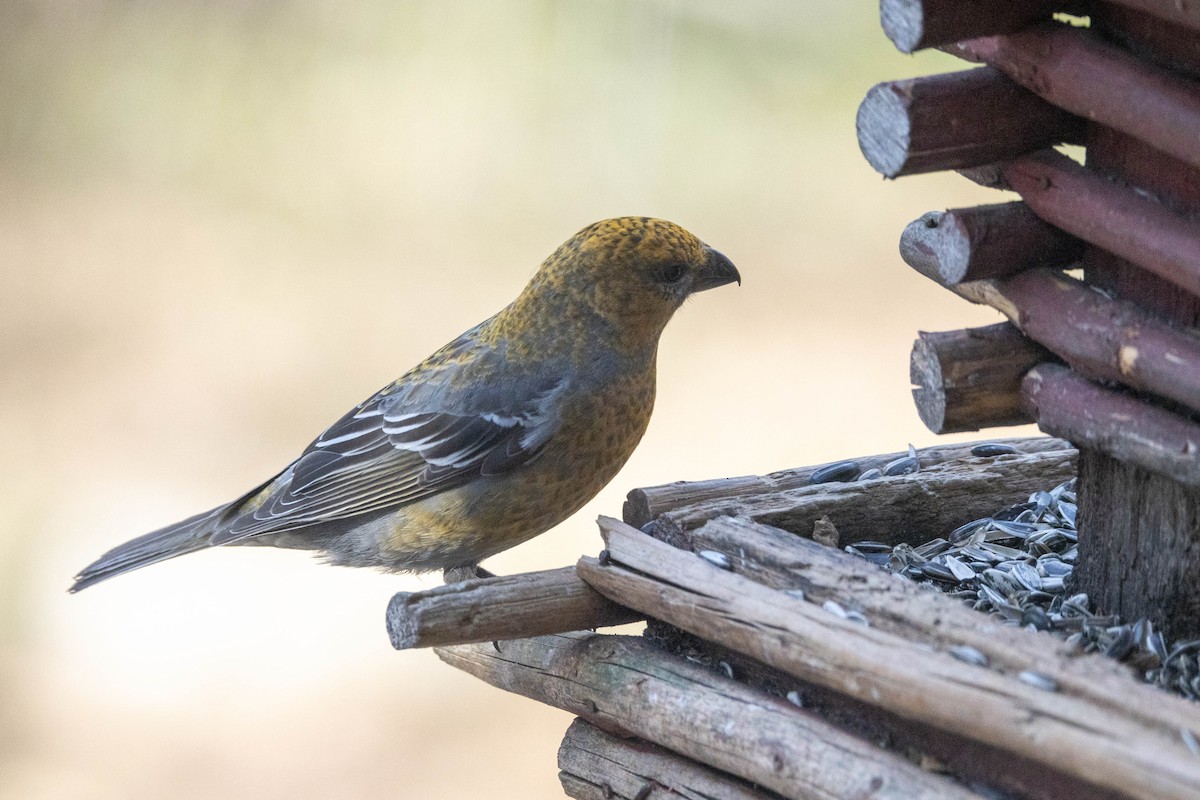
[880,0,925,53]
[856,83,910,178]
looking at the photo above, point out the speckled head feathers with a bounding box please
[521,217,739,343]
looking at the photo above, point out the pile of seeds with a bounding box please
[837,445,1200,702]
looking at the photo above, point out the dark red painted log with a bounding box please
[880,0,1057,53]
[994,149,1200,299]
[856,69,1083,178]
[1021,363,1200,486]
[949,22,1200,171]
[898,202,1083,284]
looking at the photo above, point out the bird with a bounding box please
[71,217,739,592]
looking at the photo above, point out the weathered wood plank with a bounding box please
[623,436,1069,528]
[688,515,1200,740]
[558,718,783,800]
[642,448,1077,547]
[436,633,984,800]
[578,518,1200,800]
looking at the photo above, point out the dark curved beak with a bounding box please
[693,246,741,293]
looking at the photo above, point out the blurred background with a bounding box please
[0,1,1027,798]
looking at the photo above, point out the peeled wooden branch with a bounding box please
[948,22,1200,172]
[578,519,1200,800]
[689,515,1200,742]
[899,203,1083,285]
[910,323,1050,433]
[437,633,979,800]
[991,150,1200,298]
[385,566,640,649]
[642,448,1076,546]
[857,68,1084,178]
[558,719,781,800]
[1022,363,1200,486]
[915,267,1200,419]
[880,0,1058,53]
[623,436,1068,528]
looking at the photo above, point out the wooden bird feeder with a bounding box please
[391,3,1200,798]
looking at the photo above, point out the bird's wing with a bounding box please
[212,329,569,542]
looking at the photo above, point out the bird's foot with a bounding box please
[442,564,496,584]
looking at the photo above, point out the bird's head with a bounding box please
[528,217,740,346]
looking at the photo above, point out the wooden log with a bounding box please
[1022,363,1200,486]
[558,719,782,800]
[909,323,1050,433]
[918,268,1200,420]
[688,515,1200,742]
[578,519,1200,800]
[856,68,1084,178]
[1002,149,1200,298]
[1103,0,1200,34]
[880,0,1058,53]
[947,22,1200,172]
[385,566,642,650]
[643,448,1077,547]
[898,203,1083,285]
[1076,7,1200,644]
[436,633,981,800]
[623,436,1069,528]
[1076,448,1200,647]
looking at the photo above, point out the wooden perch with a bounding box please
[880,0,1059,53]
[623,436,1068,528]
[910,323,1050,433]
[856,68,1083,178]
[912,266,1200,419]
[948,22,1200,172]
[578,519,1200,800]
[1023,363,1200,486]
[437,633,979,800]
[558,719,782,800]
[385,566,641,650]
[640,448,1076,546]
[688,515,1200,741]
[898,203,1083,285]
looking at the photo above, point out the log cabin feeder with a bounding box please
[392,4,1200,798]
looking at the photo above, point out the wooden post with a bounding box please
[1076,7,1200,641]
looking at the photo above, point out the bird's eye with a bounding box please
[655,263,687,284]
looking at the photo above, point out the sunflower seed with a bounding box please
[857,468,884,481]
[944,555,977,581]
[948,645,989,667]
[971,442,1019,457]
[884,455,920,476]
[1019,671,1059,692]
[810,460,861,484]
[697,550,732,570]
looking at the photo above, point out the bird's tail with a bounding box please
[70,504,230,593]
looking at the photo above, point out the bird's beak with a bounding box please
[692,246,741,293]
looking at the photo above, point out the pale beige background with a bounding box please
[0,2,1028,798]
